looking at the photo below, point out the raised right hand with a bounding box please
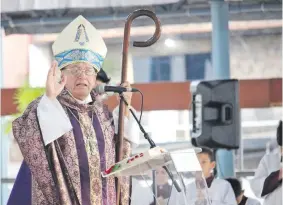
[46,61,67,100]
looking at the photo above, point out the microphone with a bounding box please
[95,84,139,94]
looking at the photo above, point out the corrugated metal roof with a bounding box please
[1,1,281,35]
[1,0,179,13]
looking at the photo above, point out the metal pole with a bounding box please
[239,126,244,171]
[0,29,11,205]
[152,170,157,205]
[0,28,5,205]
[0,28,2,205]
[211,0,235,178]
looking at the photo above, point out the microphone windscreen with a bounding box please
[94,84,105,94]
[94,83,116,97]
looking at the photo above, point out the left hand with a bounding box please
[117,81,132,105]
[116,81,132,117]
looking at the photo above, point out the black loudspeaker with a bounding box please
[190,79,240,149]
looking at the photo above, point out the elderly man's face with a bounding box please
[62,62,97,100]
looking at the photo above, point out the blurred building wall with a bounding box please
[3,34,31,88]
[2,33,281,88]
[132,34,281,83]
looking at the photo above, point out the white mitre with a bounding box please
[52,15,107,72]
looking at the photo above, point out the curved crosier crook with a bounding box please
[130,9,161,47]
[116,9,161,205]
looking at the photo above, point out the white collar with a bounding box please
[66,89,93,104]
[75,94,92,104]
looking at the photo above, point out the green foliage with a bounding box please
[4,80,45,134]
[14,81,45,113]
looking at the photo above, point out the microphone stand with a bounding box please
[119,94,182,200]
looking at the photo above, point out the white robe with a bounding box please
[169,178,237,205]
[206,178,238,205]
[245,197,261,205]
[250,151,282,205]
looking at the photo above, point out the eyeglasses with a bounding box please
[63,67,97,76]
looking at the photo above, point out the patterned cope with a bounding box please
[12,89,131,205]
